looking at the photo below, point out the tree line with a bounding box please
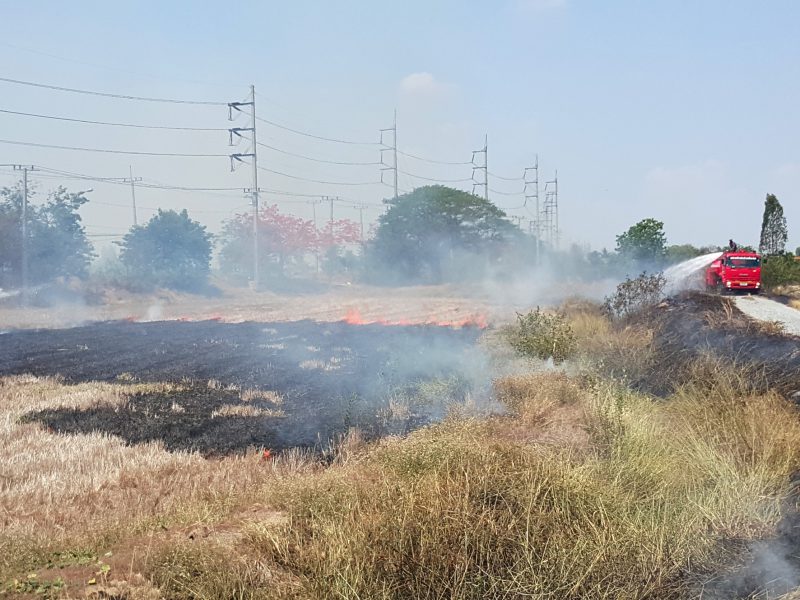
[0,181,797,295]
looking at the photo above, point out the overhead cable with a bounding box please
[489,187,526,196]
[488,170,524,181]
[0,138,227,157]
[257,165,379,186]
[256,141,381,166]
[396,149,471,165]
[0,76,226,105]
[255,115,379,146]
[398,169,473,183]
[0,108,226,131]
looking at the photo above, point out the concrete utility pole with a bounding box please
[308,197,323,274]
[380,110,399,199]
[1,164,35,303]
[228,85,259,288]
[543,171,559,250]
[353,203,368,242]
[124,166,142,226]
[472,135,488,200]
[524,155,540,264]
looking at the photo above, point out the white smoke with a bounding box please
[663,251,723,295]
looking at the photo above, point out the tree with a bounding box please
[759,193,788,256]
[665,244,703,265]
[0,183,94,287]
[218,205,359,284]
[368,185,518,282]
[615,218,667,264]
[118,209,212,291]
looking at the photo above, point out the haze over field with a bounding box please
[1,0,798,252]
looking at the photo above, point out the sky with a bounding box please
[1,0,798,253]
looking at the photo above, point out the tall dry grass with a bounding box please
[240,364,800,599]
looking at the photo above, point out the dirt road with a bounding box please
[733,295,800,337]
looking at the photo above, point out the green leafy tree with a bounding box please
[0,183,94,287]
[368,185,518,282]
[759,193,788,256]
[118,209,212,291]
[665,244,702,265]
[615,218,667,264]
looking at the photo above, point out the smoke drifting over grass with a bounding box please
[2,318,497,454]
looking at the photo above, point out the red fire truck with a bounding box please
[705,251,761,293]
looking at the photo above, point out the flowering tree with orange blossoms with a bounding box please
[219,204,360,283]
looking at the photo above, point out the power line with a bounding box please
[0,138,227,157]
[257,165,380,186]
[489,187,525,196]
[255,115,379,146]
[380,111,398,199]
[0,107,226,131]
[488,170,524,181]
[29,166,241,192]
[0,76,226,105]
[398,169,473,184]
[396,149,471,165]
[256,141,380,166]
[0,41,237,89]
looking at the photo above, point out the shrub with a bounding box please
[506,308,575,364]
[761,253,800,289]
[603,271,666,319]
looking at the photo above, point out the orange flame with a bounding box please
[341,308,487,329]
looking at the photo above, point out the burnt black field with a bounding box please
[0,319,488,455]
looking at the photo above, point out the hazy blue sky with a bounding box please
[1,0,798,252]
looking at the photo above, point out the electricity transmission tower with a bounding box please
[524,155,540,264]
[380,110,398,199]
[228,85,259,288]
[471,135,488,200]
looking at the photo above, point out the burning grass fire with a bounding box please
[3,293,800,599]
[341,307,488,328]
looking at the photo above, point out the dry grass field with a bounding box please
[2,299,800,598]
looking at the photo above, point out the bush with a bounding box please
[761,253,800,289]
[506,308,575,364]
[603,272,666,319]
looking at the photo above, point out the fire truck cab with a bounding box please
[705,251,761,293]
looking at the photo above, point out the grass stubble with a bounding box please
[2,304,800,598]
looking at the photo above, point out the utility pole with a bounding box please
[554,170,559,249]
[353,203,368,242]
[1,164,35,302]
[307,197,323,274]
[229,85,259,289]
[524,155,540,264]
[123,166,142,226]
[543,171,559,251]
[472,135,488,200]
[380,110,398,199]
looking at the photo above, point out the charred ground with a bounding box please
[0,319,487,455]
[627,292,800,397]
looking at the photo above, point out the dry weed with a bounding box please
[494,372,582,424]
